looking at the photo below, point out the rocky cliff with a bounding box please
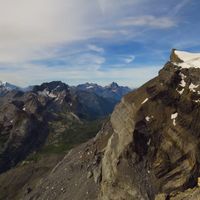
[8,50,200,199]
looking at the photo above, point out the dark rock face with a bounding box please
[74,90,115,120]
[170,49,184,63]
[33,81,69,93]
[0,92,49,173]
[25,51,200,200]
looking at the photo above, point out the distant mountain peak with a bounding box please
[107,82,119,88]
[75,82,132,102]
[0,81,19,96]
[0,81,6,86]
[33,81,69,93]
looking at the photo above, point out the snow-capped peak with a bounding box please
[173,50,200,69]
[0,81,7,86]
[0,81,19,90]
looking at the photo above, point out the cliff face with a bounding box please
[25,50,200,200]
[100,50,200,200]
[100,66,200,199]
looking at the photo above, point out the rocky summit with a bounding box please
[24,50,200,200]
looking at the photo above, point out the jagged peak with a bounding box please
[105,82,119,89]
[109,82,119,88]
[170,49,184,63]
[33,81,69,92]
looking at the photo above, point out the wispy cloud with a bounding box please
[119,15,176,29]
[171,0,190,16]
[73,53,105,68]
[124,55,135,64]
[87,44,104,53]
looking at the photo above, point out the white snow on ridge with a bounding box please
[174,50,200,68]
[86,86,94,89]
[194,99,200,103]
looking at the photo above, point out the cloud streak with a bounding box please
[119,15,176,29]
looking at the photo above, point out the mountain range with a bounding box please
[75,82,131,101]
[0,81,132,100]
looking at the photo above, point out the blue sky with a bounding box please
[0,0,199,87]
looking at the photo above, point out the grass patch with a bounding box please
[39,118,105,155]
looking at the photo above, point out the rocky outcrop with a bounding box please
[170,49,184,63]
[99,50,200,200]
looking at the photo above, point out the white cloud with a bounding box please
[124,55,135,64]
[120,15,176,29]
[87,44,104,53]
[72,53,105,68]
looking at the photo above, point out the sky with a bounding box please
[0,0,200,87]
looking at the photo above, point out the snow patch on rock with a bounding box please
[171,112,178,126]
[142,98,148,104]
[189,83,199,92]
[145,115,153,122]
